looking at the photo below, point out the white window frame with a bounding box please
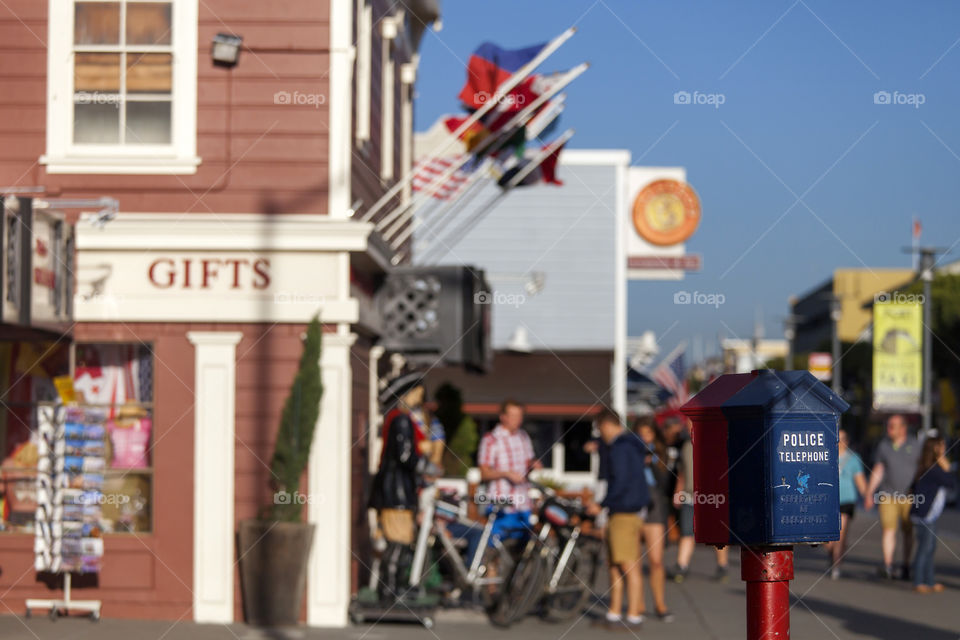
[354,0,372,148]
[42,0,201,175]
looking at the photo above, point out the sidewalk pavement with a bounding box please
[2,508,959,640]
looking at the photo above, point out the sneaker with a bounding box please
[914,585,931,594]
[830,567,841,581]
[655,609,675,623]
[878,565,894,580]
[932,583,945,593]
[669,565,689,583]
[624,615,644,630]
[713,565,729,583]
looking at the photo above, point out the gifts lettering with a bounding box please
[148,258,271,290]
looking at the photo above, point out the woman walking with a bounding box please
[635,419,674,622]
[910,435,955,593]
[828,429,867,579]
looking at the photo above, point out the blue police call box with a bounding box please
[720,370,848,545]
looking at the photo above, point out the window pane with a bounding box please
[74,103,120,143]
[126,2,172,45]
[125,101,171,144]
[74,52,121,92]
[126,53,172,94]
[102,472,152,533]
[562,420,592,472]
[75,2,120,45]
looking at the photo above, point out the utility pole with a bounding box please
[830,294,842,396]
[784,296,799,371]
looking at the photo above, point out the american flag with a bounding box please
[411,157,472,200]
[652,343,689,408]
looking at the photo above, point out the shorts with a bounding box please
[679,504,694,538]
[839,503,855,519]
[878,501,912,533]
[607,512,644,566]
[646,490,670,526]
[380,508,415,544]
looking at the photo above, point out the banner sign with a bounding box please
[872,302,922,411]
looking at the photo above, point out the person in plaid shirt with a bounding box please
[477,399,542,538]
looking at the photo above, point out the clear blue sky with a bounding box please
[412,0,960,362]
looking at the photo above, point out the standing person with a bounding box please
[910,435,955,593]
[635,419,674,622]
[369,373,427,596]
[477,399,541,539]
[827,429,867,579]
[588,409,650,631]
[667,418,729,582]
[865,414,921,579]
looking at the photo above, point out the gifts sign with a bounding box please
[35,406,105,574]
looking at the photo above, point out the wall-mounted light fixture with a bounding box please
[212,33,243,67]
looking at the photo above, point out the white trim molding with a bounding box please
[187,331,242,624]
[75,213,374,252]
[43,0,201,175]
[329,0,354,219]
[307,327,357,626]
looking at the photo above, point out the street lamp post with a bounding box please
[920,249,935,435]
[830,296,842,397]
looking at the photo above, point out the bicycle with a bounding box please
[488,481,601,627]
[407,483,517,611]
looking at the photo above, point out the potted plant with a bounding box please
[238,316,323,627]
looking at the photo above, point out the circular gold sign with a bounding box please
[632,179,701,246]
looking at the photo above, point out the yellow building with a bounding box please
[833,268,914,342]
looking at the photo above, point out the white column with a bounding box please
[186,331,242,624]
[328,0,354,218]
[613,155,630,417]
[307,327,356,627]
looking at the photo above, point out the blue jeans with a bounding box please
[446,510,531,568]
[912,519,938,587]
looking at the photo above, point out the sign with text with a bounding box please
[75,250,352,323]
[872,301,922,411]
[626,167,693,281]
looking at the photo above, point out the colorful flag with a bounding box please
[411,116,481,200]
[652,344,689,408]
[459,41,547,110]
[495,140,566,189]
[912,216,922,239]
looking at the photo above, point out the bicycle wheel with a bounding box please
[476,543,513,611]
[541,537,602,622]
[488,547,546,627]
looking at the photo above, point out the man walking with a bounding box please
[588,409,650,631]
[865,414,921,579]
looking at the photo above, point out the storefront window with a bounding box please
[74,343,154,533]
[0,341,69,533]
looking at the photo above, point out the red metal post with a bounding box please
[741,546,794,640]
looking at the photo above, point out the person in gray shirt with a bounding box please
[865,415,921,579]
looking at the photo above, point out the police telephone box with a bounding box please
[681,370,849,546]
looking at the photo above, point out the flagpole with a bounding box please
[404,129,574,259]
[912,215,920,271]
[377,63,587,237]
[383,94,567,243]
[358,26,577,224]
